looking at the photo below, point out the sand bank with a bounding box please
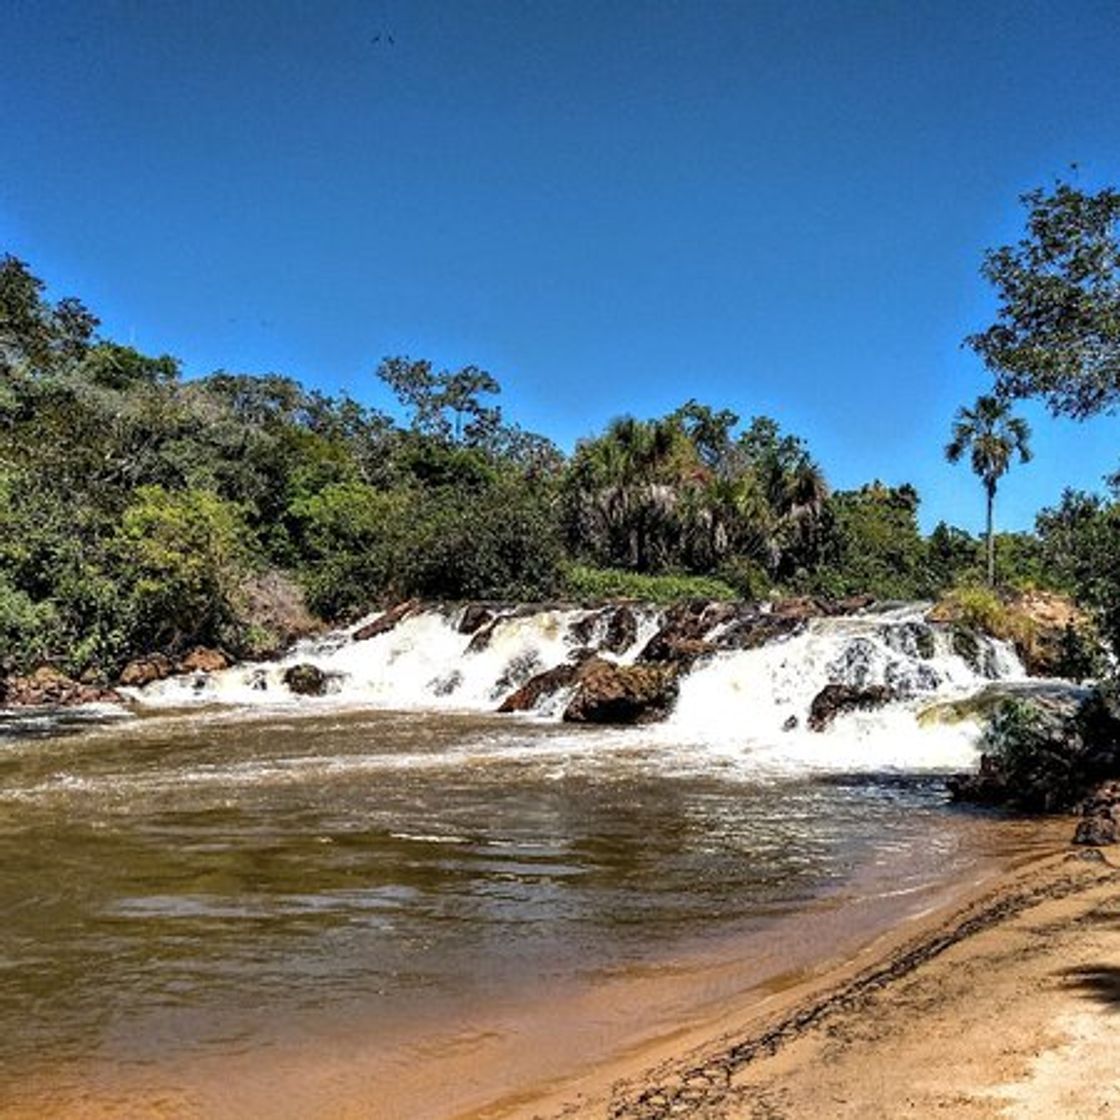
[534,826,1120,1119]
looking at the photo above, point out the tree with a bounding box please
[376,356,502,444]
[945,395,1032,586]
[967,182,1120,419]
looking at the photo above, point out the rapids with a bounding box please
[125,600,1026,776]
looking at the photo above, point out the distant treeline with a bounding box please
[1,254,1116,677]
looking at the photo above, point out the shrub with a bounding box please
[563,565,738,604]
[981,698,1081,811]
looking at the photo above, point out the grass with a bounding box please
[563,564,739,604]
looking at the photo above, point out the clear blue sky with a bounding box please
[3,0,1119,533]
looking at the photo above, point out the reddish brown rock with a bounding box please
[563,660,680,725]
[178,648,229,674]
[498,663,580,713]
[352,600,420,642]
[119,654,175,688]
[638,600,737,664]
[1,666,122,707]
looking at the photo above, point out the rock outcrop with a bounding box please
[498,662,581,713]
[1,666,122,707]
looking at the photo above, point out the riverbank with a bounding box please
[532,827,1118,1119]
[0,797,1082,1120]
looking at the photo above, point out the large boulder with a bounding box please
[353,600,420,642]
[714,612,805,652]
[1073,812,1117,846]
[807,683,896,732]
[563,660,679,725]
[282,663,329,696]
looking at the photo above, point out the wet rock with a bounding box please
[352,599,420,642]
[603,605,639,654]
[1073,814,1117,846]
[118,654,175,688]
[568,609,604,648]
[247,668,269,691]
[570,604,641,654]
[563,660,679,725]
[880,621,936,660]
[946,754,1009,804]
[498,662,581,713]
[827,594,876,616]
[783,714,799,732]
[950,627,998,678]
[715,612,804,652]
[807,683,896,732]
[178,647,229,674]
[466,612,514,653]
[638,600,737,665]
[282,663,328,696]
[430,670,463,697]
[458,603,498,635]
[490,651,543,699]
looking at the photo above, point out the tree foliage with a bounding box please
[945,395,1032,585]
[967,182,1120,418]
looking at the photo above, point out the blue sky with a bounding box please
[3,0,1119,533]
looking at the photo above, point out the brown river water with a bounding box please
[0,704,1048,1118]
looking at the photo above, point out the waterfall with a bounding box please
[126,601,1027,773]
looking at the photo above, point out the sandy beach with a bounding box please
[535,825,1120,1120]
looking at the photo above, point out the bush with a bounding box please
[981,698,1082,811]
[114,486,256,653]
[563,565,738,604]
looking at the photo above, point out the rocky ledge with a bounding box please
[0,666,122,708]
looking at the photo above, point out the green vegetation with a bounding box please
[564,566,738,604]
[945,396,1032,586]
[967,181,1120,420]
[3,201,1120,685]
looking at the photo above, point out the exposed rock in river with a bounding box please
[807,683,896,732]
[282,663,331,696]
[498,662,581,713]
[353,600,420,642]
[563,660,679,725]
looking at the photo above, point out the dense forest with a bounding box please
[2,183,1119,680]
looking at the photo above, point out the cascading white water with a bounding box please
[127,601,1027,775]
[130,604,658,712]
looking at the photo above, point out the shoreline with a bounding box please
[1,817,1087,1120]
[525,827,1117,1119]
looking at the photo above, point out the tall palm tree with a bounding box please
[945,395,1032,586]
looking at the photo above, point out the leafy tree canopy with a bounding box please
[968,181,1120,418]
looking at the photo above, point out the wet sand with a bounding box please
[533,821,1120,1120]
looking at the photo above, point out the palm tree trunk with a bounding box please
[986,483,996,587]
